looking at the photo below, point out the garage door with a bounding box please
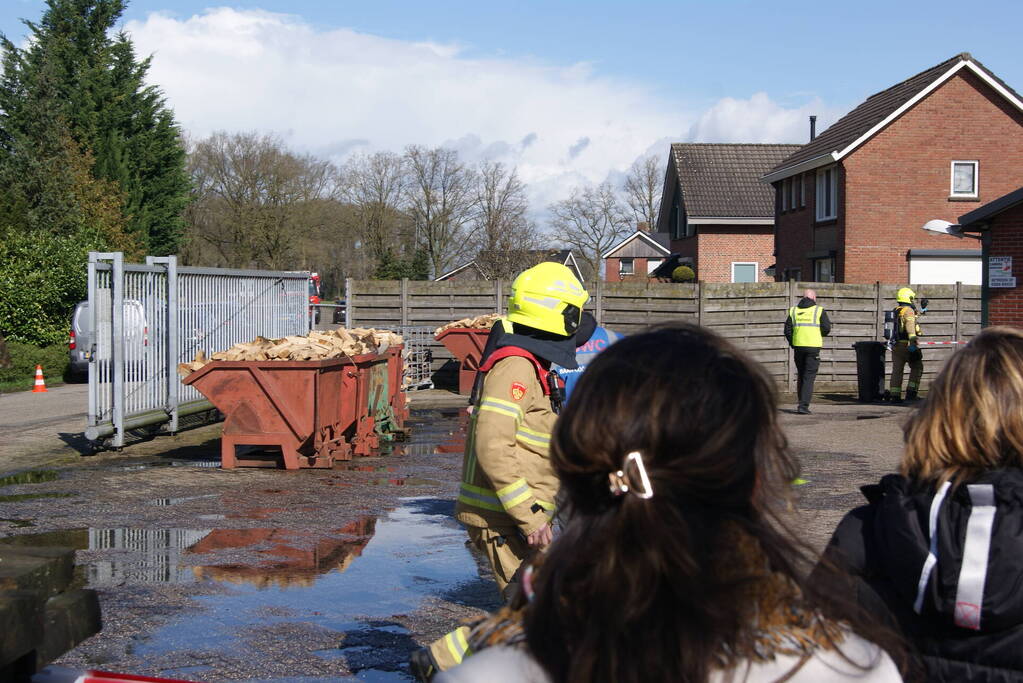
[908,252,981,285]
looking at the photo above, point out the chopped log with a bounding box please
[434,313,501,336]
[177,328,404,376]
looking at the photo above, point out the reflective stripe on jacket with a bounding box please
[789,305,824,348]
[455,355,557,536]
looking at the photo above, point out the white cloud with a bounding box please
[687,92,842,144]
[126,8,844,212]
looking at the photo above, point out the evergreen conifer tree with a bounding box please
[0,0,190,255]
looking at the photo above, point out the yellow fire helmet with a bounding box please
[896,287,916,304]
[507,262,590,337]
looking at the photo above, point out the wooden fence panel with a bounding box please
[347,279,982,390]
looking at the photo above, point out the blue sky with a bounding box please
[3,0,1021,206]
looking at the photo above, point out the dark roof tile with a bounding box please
[672,143,802,217]
[769,53,1022,176]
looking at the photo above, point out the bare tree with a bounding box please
[548,182,631,280]
[623,154,663,229]
[182,131,339,269]
[470,161,546,279]
[405,145,475,278]
[340,151,413,265]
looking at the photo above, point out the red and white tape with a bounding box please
[33,667,197,683]
[916,341,968,346]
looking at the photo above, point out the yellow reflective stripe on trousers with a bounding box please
[515,425,550,449]
[443,627,470,665]
[478,397,523,422]
[496,478,532,509]
[458,482,504,512]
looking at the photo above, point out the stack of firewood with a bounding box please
[177,328,404,376]
[434,313,501,337]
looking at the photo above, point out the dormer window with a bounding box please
[951,161,978,198]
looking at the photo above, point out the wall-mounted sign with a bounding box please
[989,255,1016,288]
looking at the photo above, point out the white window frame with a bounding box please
[789,176,798,210]
[799,174,805,207]
[816,166,838,221]
[950,160,979,198]
[781,179,789,211]
[647,258,663,274]
[619,258,635,275]
[731,261,759,283]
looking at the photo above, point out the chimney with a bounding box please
[637,221,650,233]
[809,115,817,141]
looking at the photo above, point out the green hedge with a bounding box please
[0,341,69,387]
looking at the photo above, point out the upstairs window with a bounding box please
[789,176,799,210]
[781,179,790,211]
[619,258,635,276]
[816,166,838,221]
[951,161,978,198]
[799,174,806,207]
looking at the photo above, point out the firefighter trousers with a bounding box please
[890,342,923,397]
[427,525,531,672]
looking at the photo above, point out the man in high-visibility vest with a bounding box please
[412,262,589,681]
[888,287,924,403]
[784,288,831,414]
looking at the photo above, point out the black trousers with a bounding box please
[793,347,820,409]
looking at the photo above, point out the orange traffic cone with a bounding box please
[32,365,48,393]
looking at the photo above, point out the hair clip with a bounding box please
[608,451,654,500]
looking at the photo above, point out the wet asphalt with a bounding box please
[0,393,917,681]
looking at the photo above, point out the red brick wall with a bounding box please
[773,172,816,280]
[673,226,773,282]
[604,256,656,282]
[776,69,1023,283]
[988,202,1023,328]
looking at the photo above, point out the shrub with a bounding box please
[671,265,696,283]
[0,341,69,386]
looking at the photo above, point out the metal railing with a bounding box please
[86,253,310,447]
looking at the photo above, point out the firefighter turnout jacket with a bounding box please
[895,304,921,343]
[455,352,557,538]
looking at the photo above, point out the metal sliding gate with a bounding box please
[85,252,310,448]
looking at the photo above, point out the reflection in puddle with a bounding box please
[187,518,376,588]
[0,469,60,486]
[149,494,219,506]
[129,498,487,678]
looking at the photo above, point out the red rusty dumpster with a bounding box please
[435,327,493,395]
[183,355,388,469]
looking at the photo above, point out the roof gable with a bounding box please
[765,53,1023,181]
[671,143,802,218]
[602,230,672,259]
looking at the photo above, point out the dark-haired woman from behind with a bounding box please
[437,322,904,683]
[822,326,1023,682]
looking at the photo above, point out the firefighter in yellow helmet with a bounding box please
[412,262,589,681]
[888,287,924,403]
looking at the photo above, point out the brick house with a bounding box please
[958,186,1023,328]
[601,228,670,281]
[765,53,1023,285]
[654,143,801,282]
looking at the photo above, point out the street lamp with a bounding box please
[920,219,981,240]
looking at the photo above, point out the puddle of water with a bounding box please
[0,492,76,503]
[366,477,442,487]
[124,498,488,677]
[148,494,219,506]
[113,460,220,472]
[0,518,36,528]
[0,470,59,486]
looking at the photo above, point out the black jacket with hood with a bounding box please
[823,470,1023,682]
[784,297,832,347]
